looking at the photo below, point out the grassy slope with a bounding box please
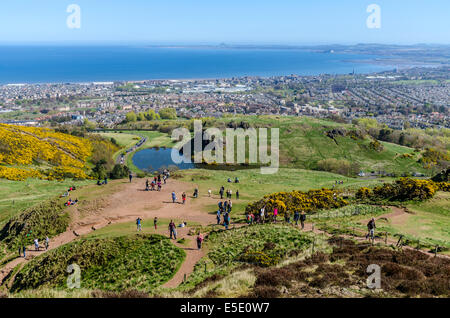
[119,116,426,174]
[98,132,140,161]
[376,192,450,250]
[11,234,185,293]
[85,218,200,240]
[0,179,92,227]
[175,168,392,217]
[176,224,314,291]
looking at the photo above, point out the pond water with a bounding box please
[132,148,195,172]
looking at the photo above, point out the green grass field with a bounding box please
[85,218,200,240]
[174,168,392,216]
[0,179,93,227]
[377,192,450,251]
[98,132,140,160]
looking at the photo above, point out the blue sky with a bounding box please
[0,0,449,45]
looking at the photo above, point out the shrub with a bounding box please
[356,178,438,202]
[316,158,360,176]
[355,187,372,200]
[369,140,384,152]
[110,164,130,180]
[246,188,348,215]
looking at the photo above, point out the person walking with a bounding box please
[260,207,265,224]
[208,189,212,197]
[216,209,221,225]
[366,218,376,241]
[172,191,177,203]
[34,238,39,251]
[182,192,186,204]
[45,236,49,250]
[129,172,133,183]
[136,217,142,231]
[219,186,224,199]
[169,220,177,239]
[236,190,239,200]
[227,200,232,213]
[22,246,26,258]
[285,211,291,224]
[300,211,306,230]
[273,208,278,223]
[294,211,300,226]
[154,217,158,230]
[196,234,204,250]
[224,213,230,230]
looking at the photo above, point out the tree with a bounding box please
[158,107,177,120]
[92,159,108,180]
[83,118,96,130]
[145,109,160,120]
[110,164,130,179]
[137,112,146,121]
[125,111,137,122]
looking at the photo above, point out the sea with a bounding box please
[0,46,392,84]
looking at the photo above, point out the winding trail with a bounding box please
[1,182,448,289]
[0,178,220,287]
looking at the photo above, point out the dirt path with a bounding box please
[1,185,447,289]
[162,228,206,288]
[0,178,221,287]
[304,206,449,259]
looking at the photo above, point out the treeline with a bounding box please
[353,118,449,151]
[124,107,177,123]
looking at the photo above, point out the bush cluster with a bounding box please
[245,188,348,215]
[356,178,439,202]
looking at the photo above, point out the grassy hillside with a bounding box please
[0,179,92,226]
[173,168,391,217]
[11,234,185,292]
[179,224,314,290]
[117,116,426,176]
[0,124,119,181]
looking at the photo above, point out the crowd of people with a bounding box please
[145,170,170,191]
[244,207,308,229]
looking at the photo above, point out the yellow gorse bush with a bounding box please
[0,124,93,181]
[246,188,348,215]
[0,166,42,181]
